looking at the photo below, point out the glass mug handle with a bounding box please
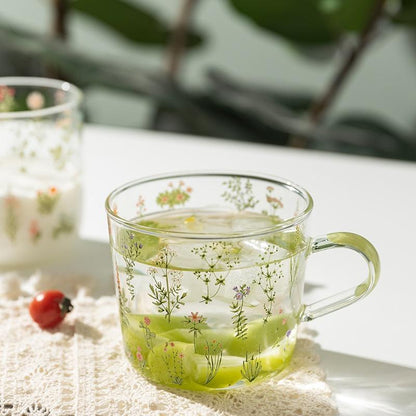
[301,232,380,322]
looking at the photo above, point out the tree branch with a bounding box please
[166,0,198,80]
[52,0,69,40]
[308,0,386,125]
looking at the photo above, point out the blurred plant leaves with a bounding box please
[328,0,378,32]
[317,114,416,159]
[70,0,203,47]
[152,70,416,161]
[227,0,384,46]
[1,19,415,162]
[0,21,216,133]
[393,0,416,26]
[227,0,336,44]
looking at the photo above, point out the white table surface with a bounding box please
[79,124,416,413]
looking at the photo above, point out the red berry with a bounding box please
[29,290,73,329]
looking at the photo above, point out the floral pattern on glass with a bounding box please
[0,86,16,112]
[37,187,60,215]
[4,195,19,241]
[203,339,223,385]
[184,312,206,352]
[191,241,240,304]
[29,220,41,243]
[241,351,262,382]
[136,195,146,217]
[265,186,284,216]
[139,316,156,351]
[162,342,185,385]
[253,244,283,322]
[230,284,250,340]
[222,177,259,211]
[52,215,75,239]
[148,248,187,322]
[156,181,192,208]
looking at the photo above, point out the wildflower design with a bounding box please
[121,232,144,299]
[230,284,251,340]
[136,195,146,217]
[118,287,131,329]
[203,339,223,384]
[52,215,74,239]
[139,316,156,351]
[136,345,145,368]
[156,181,192,208]
[184,312,206,351]
[191,241,240,304]
[264,186,284,216]
[148,247,187,321]
[221,177,259,211]
[162,342,185,385]
[253,244,283,322]
[37,187,60,214]
[241,351,262,382]
[4,195,19,241]
[29,220,41,243]
[0,85,16,112]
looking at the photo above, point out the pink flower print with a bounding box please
[279,308,283,314]
[136,345,144,361]
[160,195,169,204]
[29,220,41,242]
[168,182,174,188]
[136,195,145,207]
[170,342,175,347]
[26,91,45,110]
[0,86,15,101]
[282,318,287,325]
[179,353,184,359]
[176,192,185,202]
[143,316,151,326]
[189,312,203,323]
[266,195,283,207]
[179,180,185,186]
[186,187,193,193]
[267,186,274,192]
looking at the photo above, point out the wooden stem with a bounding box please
[53,0,68,40]
[166,0,198,80]
[307,0,386,125]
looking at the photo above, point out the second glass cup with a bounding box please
[0,77,83,269]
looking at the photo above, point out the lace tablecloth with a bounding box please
[0,272,338,416]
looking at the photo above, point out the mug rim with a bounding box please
[0,76,83,119]
[105,171,314,240]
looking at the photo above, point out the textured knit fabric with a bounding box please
[0,272,338,416]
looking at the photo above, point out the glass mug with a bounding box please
[105,172,379,391]
[0,77,83,269]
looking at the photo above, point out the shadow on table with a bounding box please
[321,350,416,416]
[163,349,416,416]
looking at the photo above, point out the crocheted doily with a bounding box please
[0,271,338,416]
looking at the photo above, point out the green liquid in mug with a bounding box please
[115,210,305,391]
